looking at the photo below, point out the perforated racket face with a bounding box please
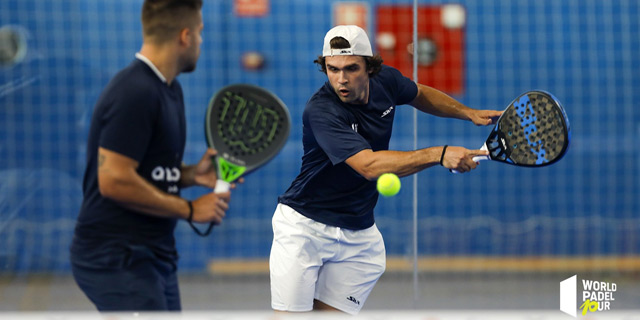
[485,91,570,166]
[205,84,291,172]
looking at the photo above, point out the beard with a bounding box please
[180,51,199,73]
[182,61,196,73]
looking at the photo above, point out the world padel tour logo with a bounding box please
[560,275,617,317]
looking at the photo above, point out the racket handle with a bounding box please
[472,155,490,162]
[451,143,490,174]
[214,179,230,193]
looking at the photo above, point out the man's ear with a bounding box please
[365,58,373,75]
[179,28,191,46]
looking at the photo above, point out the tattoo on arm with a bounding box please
[98,153,105,167]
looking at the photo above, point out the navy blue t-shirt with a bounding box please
[278,65,418,230]
[71,58,186,267]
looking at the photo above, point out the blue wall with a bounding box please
[1,0,638,272]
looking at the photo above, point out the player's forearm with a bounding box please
[346,147,443,180]
[373,148,443,178]
[410,84,472,120]
[99,170,190,220]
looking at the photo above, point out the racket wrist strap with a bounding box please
[185,199,214,237]
[439,145,448,166]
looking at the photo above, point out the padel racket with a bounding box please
[190,84,291,236]
[452,90,570,173]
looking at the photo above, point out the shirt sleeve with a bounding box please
[384,65,419,105]
[98,84,158,162]
[305,103,371,165]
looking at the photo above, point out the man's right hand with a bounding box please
[190,191,231,224]
[441,146,488,173]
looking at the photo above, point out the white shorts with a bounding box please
[269,203,386,315]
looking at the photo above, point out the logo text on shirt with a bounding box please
[151,166,181,193]
[381,106,394,118]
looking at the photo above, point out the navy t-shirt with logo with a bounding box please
[71,58,186,266]
[278,65,418,230]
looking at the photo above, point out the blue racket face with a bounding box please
[485,90,570,166]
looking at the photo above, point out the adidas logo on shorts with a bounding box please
[347,296,360,305]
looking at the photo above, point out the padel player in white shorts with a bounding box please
[269,24,499,314]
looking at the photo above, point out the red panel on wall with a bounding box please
[234,0,269,17]
[376,5,465,95]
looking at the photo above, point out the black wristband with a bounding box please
[439,145,448,166]
[186,200,194,222]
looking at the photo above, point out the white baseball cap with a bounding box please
[322,25,373,57]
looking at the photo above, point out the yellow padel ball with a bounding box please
[377,173,401,197]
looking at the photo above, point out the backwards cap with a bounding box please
[322,25,373,57]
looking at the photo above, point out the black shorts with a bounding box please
[71,244,180,311]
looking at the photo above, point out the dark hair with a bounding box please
[142,0,203,43]
[313,36,383,76]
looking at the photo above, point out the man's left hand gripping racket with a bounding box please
[190,84,291,236]
[453,90,570,173]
